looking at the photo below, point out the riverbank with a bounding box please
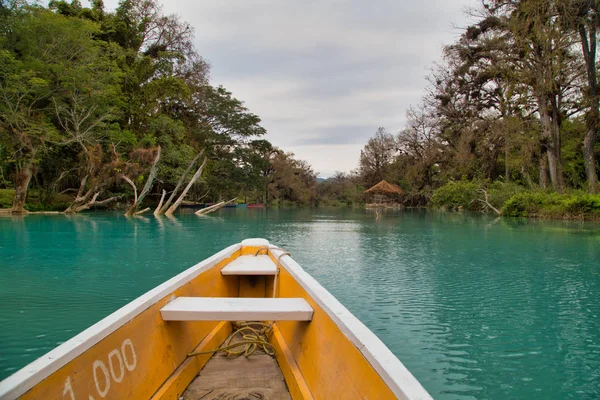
[3,184,600,221]
[0,189,75,212]
[430,181,600,221]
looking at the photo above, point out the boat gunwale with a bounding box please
[0,243,242,400]
[269,246,432,400]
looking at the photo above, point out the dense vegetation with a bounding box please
[2,0,600,219]
[353,0,600,219]
[0,0,317,213]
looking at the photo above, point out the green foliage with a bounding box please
[502,191,600,218]
[563,194,600,214]
[267,151,316,206]
[0,0,295,210]
[561,118,587,189]
[359,0,600,210]
[502,192,560,217]
[316,172,365,207]
[431,180,526,213]
[0,189,13,208]
[358,127,396,188]
[0,143,10,187]
[431,180,479,211]
[0,188,74,211]
[486,181,526,209]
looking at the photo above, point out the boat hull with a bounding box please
[0,240,431,400]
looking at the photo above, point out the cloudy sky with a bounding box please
[105,0,475,177]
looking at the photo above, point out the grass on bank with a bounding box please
[0,189,74,212]
[431,180,600,219]
[0,189,12,208]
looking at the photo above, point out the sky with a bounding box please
[103,0,475,177]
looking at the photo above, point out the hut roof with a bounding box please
[365,180,404,195]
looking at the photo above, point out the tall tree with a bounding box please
[561,0,600,192]
[493,0,580,191]
[359,127,397,187]
[268,151,317,205]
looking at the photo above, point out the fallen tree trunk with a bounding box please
[65,192,122,213]
[476,189,501,215]
[124,146,161,216]
[134,207,150,216]
[157,150,204,214]
[165,157,207,216]
[154,189,166,215]
[64,176,111,213]
[195,197,237,215]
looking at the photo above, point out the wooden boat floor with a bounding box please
[182,337,291,400]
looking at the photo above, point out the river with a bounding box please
[1,208,599,399]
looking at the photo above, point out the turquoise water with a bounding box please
[1,209,599,399]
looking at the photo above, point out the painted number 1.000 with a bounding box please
[63,338,137,400]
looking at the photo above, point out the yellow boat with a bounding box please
[0,239,431,399]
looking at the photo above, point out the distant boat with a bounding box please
[247,203,265,208]
[223,203,237,208]
[0,239,431,400]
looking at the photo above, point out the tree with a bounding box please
[0,6,119,212]
[359,127,397,187]
[560,0,600,192]
[485,0,581,192]
[268,151,317,205]
[395,105,443,197]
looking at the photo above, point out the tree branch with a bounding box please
[165,156,207,215]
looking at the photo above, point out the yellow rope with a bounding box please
[187,322,275,358]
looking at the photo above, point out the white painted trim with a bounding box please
[160,297,314,321]
[240,238,269,247]
[220,255,277,276]
[268,247,433,400]
[0,244,241,400]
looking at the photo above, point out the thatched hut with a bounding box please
[365,180,403,206]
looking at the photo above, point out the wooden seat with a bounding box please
[220,255,278,275]
[160,297,314,321]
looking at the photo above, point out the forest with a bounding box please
[330,0,600,218]
[2,0,600,219]
[0,0,318,214]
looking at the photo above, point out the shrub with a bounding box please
[502,191,600,218]
[0,189,13,208]
[563,193,600,214]
[502,192,550,217]
[431,180,479,211]
[24,202,72,212]
[487,182,526,209]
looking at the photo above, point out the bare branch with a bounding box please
[134,207,151,216]
[121,175,138,204]
[124,147,161,216]
[165,156,207,215]
[154,189,166,215]
[159,150,203,214]
[195,198,237,215]
[477,189,501,215]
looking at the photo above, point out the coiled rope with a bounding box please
[188,322,275,358]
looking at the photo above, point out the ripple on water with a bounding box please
[1,210,600,400]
